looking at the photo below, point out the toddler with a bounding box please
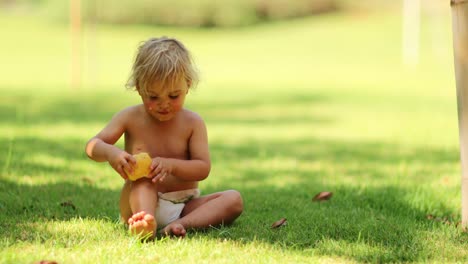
[85,37,243,238]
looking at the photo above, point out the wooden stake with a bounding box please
[451,0,468,227]
[402,0,420,68]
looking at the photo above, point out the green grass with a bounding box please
[0,5,467,263]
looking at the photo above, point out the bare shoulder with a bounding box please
[118,104,142,116]
[93,105,144,144]
[181,109,206,127]
[112,105,143,122]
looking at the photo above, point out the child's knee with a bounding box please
[131,178,156,192]
[225,190,243,215]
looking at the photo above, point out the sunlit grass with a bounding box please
[0,7,467,263]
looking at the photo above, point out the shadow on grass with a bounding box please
[0,178,121,241]
[0,135,465,262]
[1,91,466,262]
[0,136,88,176]
[220,184,458,263]
[0,90,330,125]
[203,139,464,262]
[0,134,123,243]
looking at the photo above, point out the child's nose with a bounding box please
[158,99,170,108]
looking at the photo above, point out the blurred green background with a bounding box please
[2,1,467,263]
[0,0,457,184]
[0,0,452,93]
[1,0,399,27]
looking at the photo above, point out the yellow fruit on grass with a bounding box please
[125,152,152,181]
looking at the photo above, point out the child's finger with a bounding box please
[127,155,137,165]
[148,164,159,178]
[151,174,161,183]
[156,161,164,174]
[150,159,159,170]
[156,161,164,173]
[120,172,128,180]
[154,171,167,183]
[159,173,166,182]
[122,160,133,174]
[117,165,128,180]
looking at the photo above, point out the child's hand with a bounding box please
[107,149,137,180]
[149,157,173,183]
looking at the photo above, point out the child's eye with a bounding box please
[169,95,179,99]
[149,96,159,100]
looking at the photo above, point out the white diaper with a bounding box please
[155,189,200,227]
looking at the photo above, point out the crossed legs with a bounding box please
[161,190,244,236]
[120,178,244,238]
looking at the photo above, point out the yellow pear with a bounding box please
[125,152,152,181]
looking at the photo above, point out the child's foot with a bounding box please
[160,222,186,238]
[128,211,156,239]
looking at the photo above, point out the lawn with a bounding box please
[0,6,466,263]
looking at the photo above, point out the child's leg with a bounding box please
[161,190,243,236]
[119,180,133,222]
[120,178,158,237]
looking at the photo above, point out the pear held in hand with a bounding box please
[125,152,152,181]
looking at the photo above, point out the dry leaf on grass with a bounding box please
[60,201,76,210]
[271,218,287,229]
[81,177,94,184]
[426,214,464,230]
[312,191,333,202]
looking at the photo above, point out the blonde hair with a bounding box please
[126,37,199,95]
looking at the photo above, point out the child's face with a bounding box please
[140,78,189,121]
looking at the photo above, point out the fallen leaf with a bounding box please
[312,191,333,202]
[82,177,94,184]
[60,201,76,210]
[426,214,468,231]
[271,218,287,229]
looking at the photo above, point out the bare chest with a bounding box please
[124,118,191,159]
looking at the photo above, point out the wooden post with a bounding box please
[402,0,420,68]
[70,0,81,89]
[88,0,98,88]
[451,0,468,227]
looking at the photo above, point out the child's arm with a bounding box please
[149,115,211,182]
[85,110,136,179]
